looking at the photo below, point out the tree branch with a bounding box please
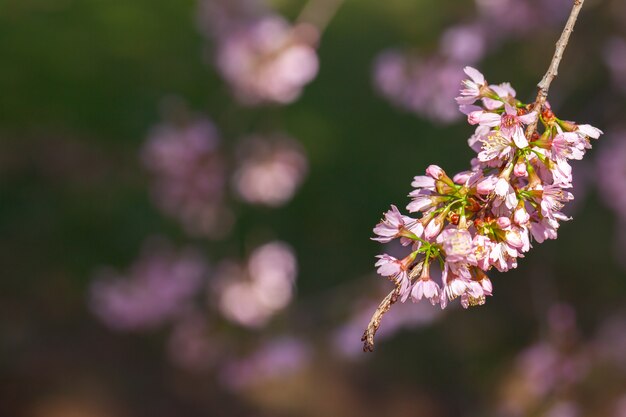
[362,262,423,352]
[526,0,586,138]
[361,287,399,352]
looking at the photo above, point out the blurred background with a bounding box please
[1,0,626,416]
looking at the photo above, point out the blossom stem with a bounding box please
[526,0,586,139]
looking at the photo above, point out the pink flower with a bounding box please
[424,215,445,240]
[551,132,586,161]
[494,177,518,209]
[499,104,537,148]
[440,267,469,309]
[456,66,487,105]
[483,82,516,110]
[576,124,603,139]
[370,65,602,314]
[538,185,573,219]
[529,217,559,243]
[411,272,441,306]
[514,205,531,225]
[467,109,502,127]
[441,228,474,263]
[489,242,519,272]
[375,255,411,302]
[407,173,443,214]
[372,205,423,245]
[478,131,514,163]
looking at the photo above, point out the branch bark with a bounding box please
[362,262,423,352]
[361,287,399,352]
[526,0,586,138]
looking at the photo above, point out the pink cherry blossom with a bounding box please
[499,104,537,148]
[456,66,488,105]
[373,205,423,245]
[371,66,602,314]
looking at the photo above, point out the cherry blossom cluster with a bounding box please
[373,67,602,309]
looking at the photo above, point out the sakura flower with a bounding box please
[499,103,537,148]
[494,177,518,209]
[456,66,488,105]
[407,172,445,214]
[536,185,574,220]
[468,125,491,153]
[551,132,586,161]
[441,228,474,263]
[467,108,502,127]
[375,254,412,302]
[529,216,560,243]
[372,205,423,245]
[489,241,519,272]
[483,82,516,110]
[411,267,440,306]
[576,124,603,139]
[478,131,515,163]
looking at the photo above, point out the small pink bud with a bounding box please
[476,176,497,195]
[467,111,482,125]
[424,216,444,239]
[453,171,472,185]
[513,161,527,177]
[496,217,511,229]
[426,165,445,179]
[505,230,523,248]
[514,207,530,225]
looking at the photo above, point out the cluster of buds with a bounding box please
[373,67,602,309]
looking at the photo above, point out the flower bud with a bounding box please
[476,176,498,195]
[514,206,530,225]
[496,217,511,229]
[424,214,444,239]
[513,161,527,177]
[426,165,445,179]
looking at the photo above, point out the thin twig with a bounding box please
[362,262,423,352]
[526,0,586,138]
[361,288,399,352]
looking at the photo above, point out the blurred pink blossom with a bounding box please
[90,239,207,331]
[214,241,298,328]
[215,16,319,105]
[440,23,488,64]
[373,50,466,123]
[141,118,233,239]
[233,134,308,206]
